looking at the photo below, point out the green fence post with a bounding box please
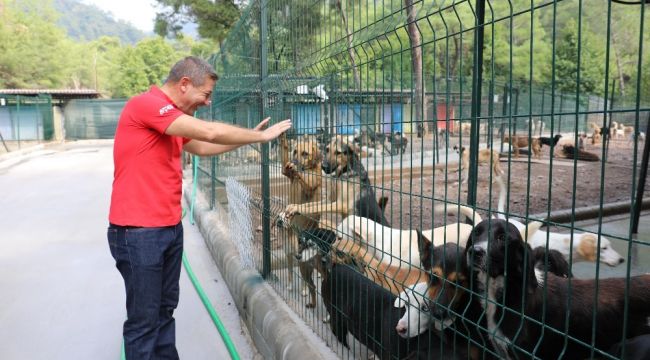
[540,88,545,136]
[260,0,271,279]
[559,93,564,133]
[467,0,486,207]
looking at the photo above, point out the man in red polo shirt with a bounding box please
[108,56,291,359]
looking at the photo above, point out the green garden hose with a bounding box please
[120,155,240,360]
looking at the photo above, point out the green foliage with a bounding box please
[0,0,70,88]
[52,0,147,44]
[555,18,604,95]
[113,38,179,97]
[153,0,240,44]
[0,0,648,104]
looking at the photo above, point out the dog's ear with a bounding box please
[377,196,389,213]
[577,235,597,262]
[416,229,433,270]
[500,223,537,292]
[312,143,323,162]
[521,221,543,242]
[514,237,538,293]
[394,287,411,308]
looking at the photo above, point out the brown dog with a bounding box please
[453,145,503,184]
[503,135,542,159]
[278,134,323,303]
[279,136,390,226]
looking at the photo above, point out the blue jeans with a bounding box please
[108,222,183,360]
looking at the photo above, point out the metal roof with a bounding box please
[0,89,100,96]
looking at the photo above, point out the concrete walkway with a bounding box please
[0,141,258,360]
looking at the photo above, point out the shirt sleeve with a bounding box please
[132,95,185,135]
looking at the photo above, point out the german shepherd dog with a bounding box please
[277,133,324,302]
[278,135,390,226]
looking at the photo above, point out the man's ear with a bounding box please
[179,76,192,92]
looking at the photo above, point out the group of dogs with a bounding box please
[589,121,645,145]
[272,132,649,359]
[451,134,563,185]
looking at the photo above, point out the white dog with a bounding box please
[495,177,624,266]
[394,282,442,338]
[336,205,481,266]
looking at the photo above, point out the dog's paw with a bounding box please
[282,162,298,178]
[306,302,315,309]
[301,289,309,297]
[323,314,330,323]
[284,204,300,218]
[287,284,293,291]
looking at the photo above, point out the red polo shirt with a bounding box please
[109,86,190,226]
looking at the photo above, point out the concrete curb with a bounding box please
[532,198,650,224]
[183,184,334,360]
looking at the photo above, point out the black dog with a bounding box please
[321,259,458,359]
[415,231,498,359]
[465,219,650,360]
[607,334,650,360]
[538,134,562,147]
[532,246,572,278]
[294,227,339,308]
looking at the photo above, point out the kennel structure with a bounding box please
[192,1,650,359]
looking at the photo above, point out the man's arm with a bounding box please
[178,116,290,156]
[166,115,291,147]
[182,140,239,156]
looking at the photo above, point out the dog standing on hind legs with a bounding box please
[279,136,390,227]
[277,133,323,304]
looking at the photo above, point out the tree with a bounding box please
[113,38,179,97]
[405,0,425,136]
[555,19,603,95]
[153,0,240,44]
[0,0,71,88]
[483,1,552,86]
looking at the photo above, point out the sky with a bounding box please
[81,0,158,33]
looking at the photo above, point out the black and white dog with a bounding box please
[294,227,339,308]
[464,219,650,359]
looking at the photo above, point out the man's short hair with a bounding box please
[166,56,219,86]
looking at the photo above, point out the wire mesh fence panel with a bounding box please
[63,99,126,140]
[193,0,650,359]
[0,94,53,153]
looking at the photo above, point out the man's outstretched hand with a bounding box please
[257,117,292,142]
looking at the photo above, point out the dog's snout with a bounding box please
[468,245,486,260]
[618,258,624,264]
[395,323,407,336]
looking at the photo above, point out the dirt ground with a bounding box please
[383,135,649,230]
[250,132,648,252]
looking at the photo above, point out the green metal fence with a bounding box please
[63,99,126,140]
[193,1,650,359]
[0,94,53,152]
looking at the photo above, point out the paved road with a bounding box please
[0,141,258,360]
